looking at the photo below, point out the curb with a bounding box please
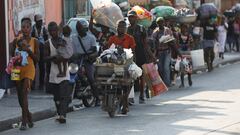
[0,108,56,132]
[0,106,76,132]
[192,57,240,73]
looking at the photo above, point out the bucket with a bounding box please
[190,49,205,68]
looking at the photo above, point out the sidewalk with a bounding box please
[0,91,55,131]
[0,52,240,132]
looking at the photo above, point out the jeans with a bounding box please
[157,50,171,86]
[84,62,99,98]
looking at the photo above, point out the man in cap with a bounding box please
[152,17,173,87]
[31,14,48,90]
[127,10,155,104]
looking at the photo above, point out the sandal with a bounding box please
[19,123,27,131]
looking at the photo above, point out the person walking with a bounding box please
[31,14,48,90]
[233,16,240,52]
[11,17,40,130]
[152,17,173,87]
[217,17,228,59]
[44,22,72,123]
[127,10,155,104]
[201,17,218,72]
[227,17,235,52]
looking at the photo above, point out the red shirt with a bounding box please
[108,34,136,49]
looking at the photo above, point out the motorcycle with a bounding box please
[68,56,95,107]
[95,47,133,117]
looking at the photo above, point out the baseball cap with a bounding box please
[35,14,43,21]
[127,10,137,17]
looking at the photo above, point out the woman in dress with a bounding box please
[11,17,39,130]
[217,17,228,59]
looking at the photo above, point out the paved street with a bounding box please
[1,62,240,135]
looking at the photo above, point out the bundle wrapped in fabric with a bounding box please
[151,6,176,18]
[196,3,218,19]
[92,2,124,32]
[130,6,153,27]
[142,63,168,97]
[98,44,133,65]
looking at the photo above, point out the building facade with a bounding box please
[0,0,63,86]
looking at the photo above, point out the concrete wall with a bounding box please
[44,0,63,26]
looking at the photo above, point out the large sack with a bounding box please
[197,3,218,19]
[130,6,153,27]
[142,63,168,97]
[92,2,124,32]
[151,6,176,18]
[89,0,111,8]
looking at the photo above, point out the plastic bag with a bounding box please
[128,86,135,98]
[0,89,5,100]
[89,0,111,8]
[214,41,220,58]
[124,48,133,59]
[175,58,181,71]
[128,63,142,80]
[92,2,124,32]
[142,63,168,97]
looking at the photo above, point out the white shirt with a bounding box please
[49,39,70,84]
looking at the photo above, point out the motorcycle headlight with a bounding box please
[68,63,79,74]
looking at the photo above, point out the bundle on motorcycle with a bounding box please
[94,45,141,117]
[95,61,133,117]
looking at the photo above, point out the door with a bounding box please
[0,0,6,78]
[64,0,77,23]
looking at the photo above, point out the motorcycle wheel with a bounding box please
[107,94,117,118]
[82,96,95,107]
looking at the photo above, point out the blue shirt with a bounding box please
[72,32,97,55]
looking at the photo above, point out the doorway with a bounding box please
[0,0,6,77]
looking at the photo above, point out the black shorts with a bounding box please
[46,80,72,101]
